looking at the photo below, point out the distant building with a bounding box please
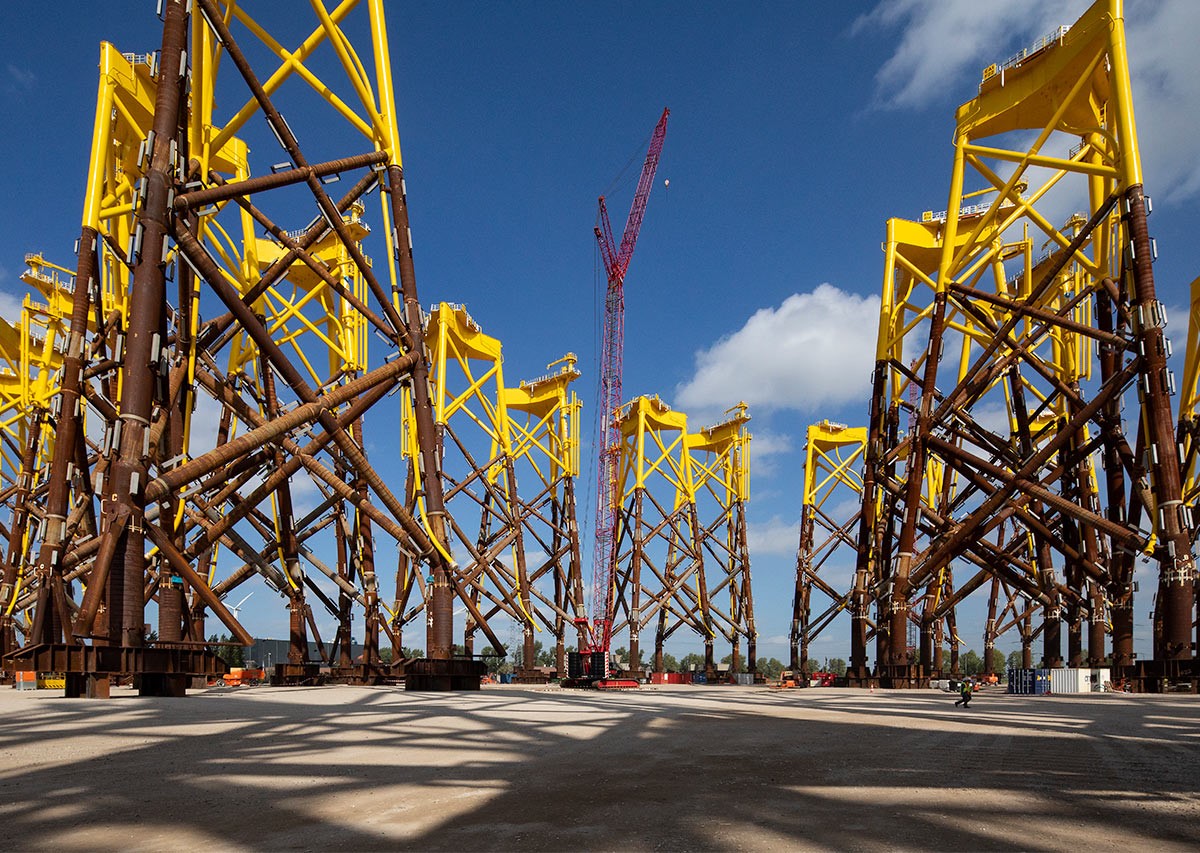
[247,638,364,669]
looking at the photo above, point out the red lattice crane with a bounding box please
[570,107,669,686]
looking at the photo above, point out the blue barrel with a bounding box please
[500,673,513,684]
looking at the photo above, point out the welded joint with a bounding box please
[1162,560,1196,586]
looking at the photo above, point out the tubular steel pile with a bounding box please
[0,0,495,695]
[796,0,1196,692]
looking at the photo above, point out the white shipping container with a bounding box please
[1048,667,1090,694]
[1090,668,1111,691]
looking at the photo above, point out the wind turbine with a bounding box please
[230,591,254,621]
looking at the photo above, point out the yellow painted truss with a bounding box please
[608,395,755,672]
[397,302,585,667]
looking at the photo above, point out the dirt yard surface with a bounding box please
[1,683,1197,851]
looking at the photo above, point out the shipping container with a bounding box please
[1033,669,1051,694]
[1008,667,1045,695]
[1048,667,1091,694]
[1091,668,1111,691]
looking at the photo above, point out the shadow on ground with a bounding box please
[1,685,1197,851]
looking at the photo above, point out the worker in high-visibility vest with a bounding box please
[954,679,974,708]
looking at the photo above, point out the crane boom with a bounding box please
[579,107,668,682]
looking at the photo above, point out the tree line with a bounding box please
[204,634,1063,677]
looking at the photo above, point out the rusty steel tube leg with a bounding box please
[550,494,566,674]
[1088,581,1107,667]
[260,343,307,666]
[495,456,535,673]
[792,527,811,671]
[738,504,757,674]
[985,576,1000,677]
[564,478,588,651]
[1043,603,1063,668]
[628,490,645,672]
[352,418,380,666]
[1095,286,1136,668]
[933,621,944,676]
[144,523,253,646]
[161,200,198,644]
[891,292,950,679]
[31,226,99,646]
[334,500,353,668]
[1,411,44,656]
[158,367,187,643]
[792,507,813,674]
[851,363,887,679]
[104,0,190,650]
[1124,185,1196,669]
[689,500,716,679]
[798,584,810,678]
[384,164,454,661]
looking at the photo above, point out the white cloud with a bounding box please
[758,634,791,647]
[822,496,865,528]
[286,470,322,517]
[808,559,856,592]
[497,547,550,573]
[675,285,879,421]
[967,400,1012,438]
[750,430,792,459]
[746,429,792,478]
[1125,0,1200,201]
[747,514,799,557]
[189,389,224,455]
[856,0,1200,202]
[0,288,22,321]
[853,1,1088,111]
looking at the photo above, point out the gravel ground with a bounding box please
[0,683,1197,851]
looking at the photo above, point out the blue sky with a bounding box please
[0,1,1197,665]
